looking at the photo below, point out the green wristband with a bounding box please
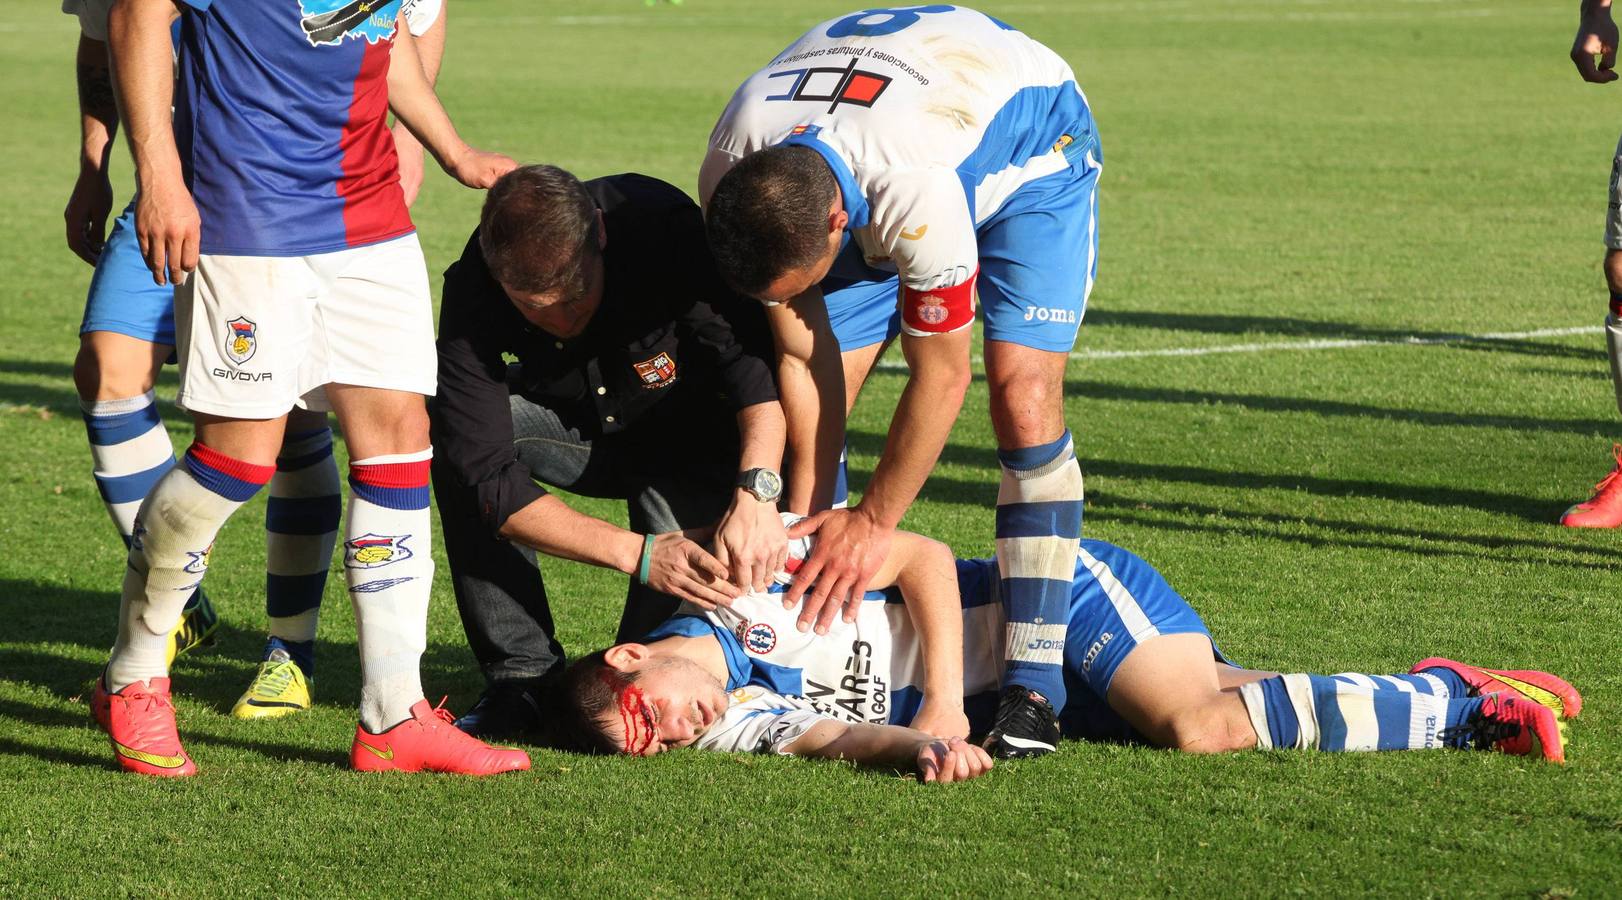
[637,533,655,586]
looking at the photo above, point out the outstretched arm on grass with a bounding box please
[783,719,992,783]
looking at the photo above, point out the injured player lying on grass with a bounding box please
[559,527,1581,782]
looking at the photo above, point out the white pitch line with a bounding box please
[875,325,1603,370]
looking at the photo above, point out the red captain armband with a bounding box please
[900,269,978,336]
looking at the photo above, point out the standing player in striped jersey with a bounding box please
[60,0,449,719]
[561,528,1579,770]
[1563,0,1622,526]
[699,6,1099,758]
[94,0,523,777]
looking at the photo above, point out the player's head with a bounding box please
[480,164,607,338]
[705,145,848,304]
[559,644,730,756]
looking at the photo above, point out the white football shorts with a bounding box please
[174,233,437,418]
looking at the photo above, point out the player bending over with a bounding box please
[560,530,1579,781]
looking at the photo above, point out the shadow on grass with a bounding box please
[848,431,1570,524]
[1061,379,1618,439]
[0,356,189,424]
[1,576,488,770]
[1084,310,1602,361]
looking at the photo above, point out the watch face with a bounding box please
[758,469,783,497]
[744,468,782,500]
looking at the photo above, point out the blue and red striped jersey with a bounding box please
[174,0,413,256]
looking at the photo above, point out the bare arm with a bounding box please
[108,0,195,286]
[876,533,967,738]
[499,494,740,610]
[1574,0,1619,82]
[386,24,512,189]
[784,719,991,783]
[786,326,974,633]
[768,289,846,516]
[66,35,119,265]
[391,4,445,206]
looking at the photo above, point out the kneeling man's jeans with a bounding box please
[433,393,737,686]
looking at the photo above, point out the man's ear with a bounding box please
[828,196,848,234]
[595,208,608,251]
[603,643,649,673]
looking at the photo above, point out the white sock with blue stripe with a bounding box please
[1238,673,1485,752]
[995,430,1083,710]
[264,427,340,677]
[81,391,176,546]
[346,449,434,732]
[107,443,274,691]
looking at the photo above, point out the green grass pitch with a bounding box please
[2,0,1621,895]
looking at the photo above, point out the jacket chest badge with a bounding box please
[633,351,677,389]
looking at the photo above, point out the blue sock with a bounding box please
[831,442,850,509]
[263,427,340,678]
[1239,674,1483,751]
[1330,671,1465,699]
[1413,666,1471,699]
[995,430,1083,711]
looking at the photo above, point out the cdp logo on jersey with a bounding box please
[766,56,892,113]
[743,623,777,655]
[345,533,413,569]
[225,317,258,365]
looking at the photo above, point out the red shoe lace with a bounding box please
[429,696,457,726]
[118,683,178,743]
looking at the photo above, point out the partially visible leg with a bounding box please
[262,406,340,674]
[233,406,340,719]
[984,339,1078,717]
[1561,135,1622,527]
[74,331,174,545]
[326,383,434,734]
[1105,634,1260,754]
[828,339,890,510]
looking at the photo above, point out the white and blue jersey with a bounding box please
[660,539,1220,755]
[698,5,1102,354]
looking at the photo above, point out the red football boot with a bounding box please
[1411,658,1582,720]
[1559,445,1622,528]
[350,699,531,775]
[97,677,198,777]
[1453,693,1567,764]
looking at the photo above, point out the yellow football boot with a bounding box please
[231,650,312,719]
[165,591,221,666]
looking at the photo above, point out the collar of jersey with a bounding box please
[776,132,870,230]
[641,614,751,691]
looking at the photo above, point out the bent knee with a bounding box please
[73,340,159,402]
[1160,707,1255,755]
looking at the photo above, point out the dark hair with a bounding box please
[556,649,641,755]
[478,164,599,294]
[705,145,839,296]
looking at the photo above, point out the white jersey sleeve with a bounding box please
[62,0,113,41]
[400,0,443,37]
[696,686,833,755]
[862,166,979,335]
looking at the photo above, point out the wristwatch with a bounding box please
[737,468,784,503]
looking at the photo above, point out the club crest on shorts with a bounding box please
[633,351,677,389]
[225,317,258,365]
[743,622,777,655]
[345,533,412,569]
[915,294,949,326]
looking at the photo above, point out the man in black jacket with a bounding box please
[431,166,787,738]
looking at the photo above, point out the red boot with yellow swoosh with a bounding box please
[94,676,198,777]
[351,698,530,775]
